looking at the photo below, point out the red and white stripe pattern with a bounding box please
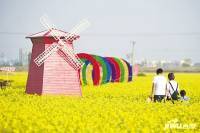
[42,44,82,95]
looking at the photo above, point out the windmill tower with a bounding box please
[26,16,90,95]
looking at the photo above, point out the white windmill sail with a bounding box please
[34,15,90,70]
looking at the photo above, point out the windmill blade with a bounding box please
[34,15,90,66]
[34,43,59,66]
[45,18,90,44]
[53,38,83,70]
[60,44,83,70]
[34,16,63,66]
[65,19,90,40]
[44,19,90,69]
[40,15,59,41]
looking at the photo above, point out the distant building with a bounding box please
[28,52,32,65]
[181,58,192,67]
[19,48,23,65]
[194,63,200,67]
[18,48,30,66]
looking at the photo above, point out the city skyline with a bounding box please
[0,48,198,68]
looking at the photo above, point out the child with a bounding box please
[180,90,190,101]
[166,73,179,100]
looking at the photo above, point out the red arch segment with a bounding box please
[105,57,120,82]
[77,53,100,85]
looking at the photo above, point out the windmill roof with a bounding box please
[26,29,80,39]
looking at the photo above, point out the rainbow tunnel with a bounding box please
[77,53,133,86]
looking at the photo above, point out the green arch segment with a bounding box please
[113,57,125,82]
[120,59,129,82]
[80,56,108,85]
[80,59,88,85]
[92,55,108,84]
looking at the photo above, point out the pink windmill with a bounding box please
[26,16,90,95]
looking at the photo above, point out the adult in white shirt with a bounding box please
[166,73,179,100]
[151,68,167,102]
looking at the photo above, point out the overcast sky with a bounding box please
[0,0,200,63]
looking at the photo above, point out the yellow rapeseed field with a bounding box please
[0,72,199,132]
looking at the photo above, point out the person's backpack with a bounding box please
[169,82,179,100]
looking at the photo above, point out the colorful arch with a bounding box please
[122,59,133,82]
[102,58,112,83]
[92,55,111,84]
[80,55,112,85]
[105,57,120,82]
[78,53,133,85]
[119,59,129,82]
[113,57,125,82]
[81,60,90,85]
[77,53,100,85]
